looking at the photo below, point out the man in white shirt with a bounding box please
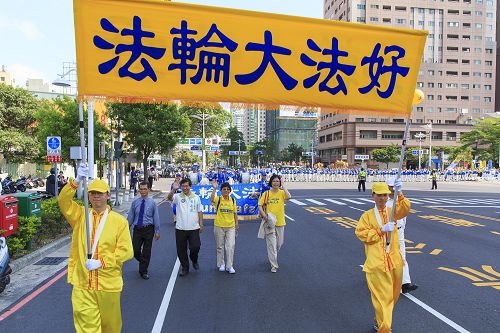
[386,178,418,294]
[167,178,204,276]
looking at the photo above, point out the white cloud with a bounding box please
[8,64,45,87]
[0,16,42,40]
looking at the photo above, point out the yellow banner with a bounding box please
[74,0,427,115]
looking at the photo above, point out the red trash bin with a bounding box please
[0,195,18,237]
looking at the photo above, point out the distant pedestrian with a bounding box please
[431,169,438,190]
[358,167,367,192]
[210,180,238,274]
[258,174,291,273]
[127,182,161,280]
[58,164,133,333]
[148,167,156,190]
[168,178,204,277]
[169,172,182,224]
[130,166,138,195]
[355,182,411,333]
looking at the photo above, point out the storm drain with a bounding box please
[34,257,68,265]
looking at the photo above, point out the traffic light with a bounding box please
[114,141,123,159]
[214,150,219,156]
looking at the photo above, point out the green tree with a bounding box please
[35,97,108,171]
[220,127,246,166]
[459,118,500,163]
[179,101,231,139]
[371,144,401,168]
[281,143,304,163]
[250,138,276,166]
[0,84,40,162]
[106,102,190,177]
[173,150,200,166]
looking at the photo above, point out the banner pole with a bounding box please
[79,101,92,259]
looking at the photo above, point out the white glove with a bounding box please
[381,222,395,232]
[394,179,403,191]
[85,259,102,271]
[76,164,89,184]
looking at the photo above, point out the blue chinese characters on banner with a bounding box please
[191,183,263,218]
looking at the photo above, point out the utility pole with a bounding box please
[235,139,244,166]
[415,132,426,169]
[190,111,213,171]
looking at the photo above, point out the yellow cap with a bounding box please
[372,182,391,195]
[88,179,110,193]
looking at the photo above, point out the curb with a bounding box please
[10,235,72,274]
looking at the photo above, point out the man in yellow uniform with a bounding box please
[58,165,133,333]
[355,182,411,333]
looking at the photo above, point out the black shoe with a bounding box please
[402,283,418,293]
[373,323,378,332]
[140,273,150,280]
[179,269,189,277]
[193,262,199,270]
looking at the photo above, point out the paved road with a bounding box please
[1,189,499,332]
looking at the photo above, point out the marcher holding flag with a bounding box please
[355,182,411,332]
[58,164,133,333]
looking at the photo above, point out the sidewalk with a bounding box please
[0,190,167,314]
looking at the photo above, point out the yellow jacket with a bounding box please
[355,194,411,273]
[58,180,133,292]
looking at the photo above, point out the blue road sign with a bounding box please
[47,136,61,150]
[229,151,238,155]
[411,149,419,155]
[255,150,264,155]
[191,146,201,151]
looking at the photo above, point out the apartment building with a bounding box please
[230,103,267,145]
[321,0,497,167]
[0,66,15,86]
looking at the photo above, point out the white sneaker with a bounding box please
[218,264,225,272]
[271,267,277,273]
[227,267,236,274]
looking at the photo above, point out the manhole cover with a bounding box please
[34,257,68,265]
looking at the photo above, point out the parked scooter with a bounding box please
[24,175,34,189]
[0,237,12,294]
[15,177,27,192]
[1,176,17,194]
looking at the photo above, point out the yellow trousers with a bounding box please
[366,267,403,333]
[72,287,122,333]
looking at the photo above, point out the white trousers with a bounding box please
[214,226,236,269]
[265,226,285,269]
[397,221,411,284]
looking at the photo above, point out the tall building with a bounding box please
[267,106,318,155]
[0,65,15,86]
[230,103,267,145]
[496,0,500,112]
[321,0,497,166]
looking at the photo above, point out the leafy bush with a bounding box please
[40,198,68,237]
[6,216,42,257]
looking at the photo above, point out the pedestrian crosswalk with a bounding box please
[287,197,500,207]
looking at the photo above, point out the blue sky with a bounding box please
[0,0,323,90]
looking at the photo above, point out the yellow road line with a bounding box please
[490,231,500,236]
[472,281,500,287]
[415,243,426,249]
[430,249,442,255]
[438,267,483,282]
[482,265,500,278]
[424,207,500,222]
[461,267,497,281]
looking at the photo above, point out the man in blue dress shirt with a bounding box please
[127,181,160,280]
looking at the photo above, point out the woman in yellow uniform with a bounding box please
[258,174,291,273]
[210,180,238,274]
[58,165,133,333]
[355,182,411,333]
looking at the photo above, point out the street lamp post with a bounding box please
[421,123,433,170]
[235,139,245,166]
[190,111,213,171]
[415,132,426,169]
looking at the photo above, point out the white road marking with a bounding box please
[342,198,365,205]
[151,259,180,333]
[349,206,365,212]
[305,199,326,205]
[426,205,500,208]
[357,198,375,203]
[289,199,307,206]
[402,293,471,333]
[324,198,347,205]
[357,265,471,332]
[285,214,295,221]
